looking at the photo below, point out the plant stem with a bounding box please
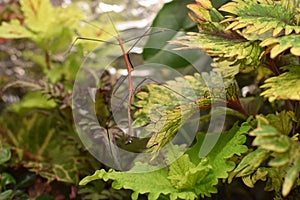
[45,50,51,70]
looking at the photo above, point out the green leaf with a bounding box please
[172,32,263,72]
[249,124,281,137]
[0,112,88,184]
[142,0,209,68]
[187,0,226,32]
[236,115,300,197]
[133,72,231,153]
[142,0,207,69]
[15,173,36,189]
[260,65,300,101]
[0,19,34,38]
[168,155,211,190]
[186,122,250,196]
[265,111,296,135]
[148,0,195,31]
[264,167,284,193]
[250,125,290,153]
[0,0,84,51]
[80,123,250,199]
[8,91,56,114]
[1,172,16,189]
[252,135,290,153]
[268,152,290,167]
[260,34,300,58]
[80,167,181,200]
[0,148,11,165]
[282,154,300,196]
[234,148,270,177]
[220,0,300,38]
[0,190,13,200]
[240,167,269,188]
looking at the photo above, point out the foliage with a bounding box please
[234,112,300,197]
[161,0,300,198]
[79,123,251,200]
[1,0,300,199]
[132,72,246,153]
[93,0,300,198]
[260,65,300,101]
[0,0,115,199]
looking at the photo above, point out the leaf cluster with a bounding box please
[174,0,300,102]
[79,122,251,200]
[0,0,108,199]
[234,112,300,197]
[123,0,300,198]
[1,0,300,199]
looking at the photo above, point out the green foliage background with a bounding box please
[0,0,300,199]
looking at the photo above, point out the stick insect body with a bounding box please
[71,16,161,145]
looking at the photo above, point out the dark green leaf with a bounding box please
[142,0,208,69]
[1,173,16,189]
[0,190,13,200]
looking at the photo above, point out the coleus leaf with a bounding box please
[187,0,226,32]
[79,122,251,199]
[79,164,197,200]
[264,111,296,135]
[24,158,81,184]
[260,34,300,58]
[1,113,87,184]
[21,0,55,34]
[171,32,263,72]
[0,0,84,51]
[234,148,270,177]
[0,19,34,38]
[168,154,211,190]
[235,112,300,197]
[186,122,250,196]
[20,0,84,37]
[260,65,300,101]
[250,123,290,153]
[220,0,300,38]
[133,72,233,153]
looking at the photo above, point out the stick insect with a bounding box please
[71,12,212,170]
[71,13,182,169]
[72,17,158,139]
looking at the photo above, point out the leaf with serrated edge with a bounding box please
[260,35,300,58]
[220,0,300,39]
[79,123,250,199]
[282,154,300,196]
[261,66,300,101]
[234,148,270,177]
[186,122,250,197]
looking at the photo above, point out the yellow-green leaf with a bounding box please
[220,0,300,39]
[261,65,300,101]
[260,34,300,58]
[21,0,54,33]
[0,20,34,38]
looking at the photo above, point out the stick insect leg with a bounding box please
[109,73,196,128]
[110,72,198,122]
[128,75,200,149]
[131,76,196,102]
